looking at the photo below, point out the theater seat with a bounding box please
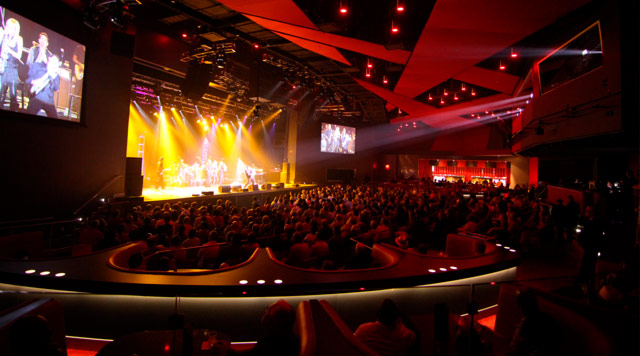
[294,301,316,356]
[308,299,379,356]
[0,299,67,354]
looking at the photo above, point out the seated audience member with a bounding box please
[217,233,247,267]
[10,315,65,356]
[355,298,417,356]
[78,219,104,250]
[241,299,299,356]
[508,289,559,356]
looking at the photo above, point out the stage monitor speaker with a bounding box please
[218,185,231,193]
[181,60,213,101]
[249,184,259,191]
[274,182,285,189]
[110,31,135,58]
[231,186,243,193]
[202,191,214,196]
[261,183,272,190]
[125,157,142,176]
[242,188,249,192]
[125,175,143,197]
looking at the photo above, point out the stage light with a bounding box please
[339,0,347,14]
[365,68,371,78]
[510,47,518,58]
[367,59,373,68]
[471,88,476,96]
[440,98,445,105]
[396,0,405,12]
[181,33,188,39]
[461,83,466,91]
[428,93,433,101]
[453,94,459,101]
[382,75,388,84]
[391,20,399,33]
[253,43,260,49]
[385,164,390,170]
[443,89,448,96]
[499,61,506,70]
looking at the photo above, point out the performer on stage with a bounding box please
[156,157,165,190]
[25,32,59,118]
[244,164,257,188]
[218,160,227,186]
[0,18,23,111]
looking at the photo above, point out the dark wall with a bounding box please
[0,1,133,221]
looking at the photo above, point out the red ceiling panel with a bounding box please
[217,0,318,29]
[394,0,592,99]
[247,16,411,65]
[274,31,352,65]
[453,66,521,95]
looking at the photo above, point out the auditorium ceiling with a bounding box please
[99,0,593,127]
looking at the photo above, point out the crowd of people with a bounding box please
[77,178,637,302]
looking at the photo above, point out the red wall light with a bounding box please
[385,164,390,170]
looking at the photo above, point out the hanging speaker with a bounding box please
[181,60,213,101]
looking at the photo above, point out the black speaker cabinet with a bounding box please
[125,157,142,177]
[218,185,231,193]
[202,191,214,196]
[249,184,259,191]
[274,182,285,189]
[261,183,272,190]
[181,60,213,101]
[125,175,143,197]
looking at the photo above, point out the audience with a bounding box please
[354,298,417,356]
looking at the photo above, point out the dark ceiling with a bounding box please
[79,0,596,127]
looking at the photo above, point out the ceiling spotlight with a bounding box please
[339,0,348,14]
[428,93,433,101]
[471,88,476,96]
[396,0,405,12]
[391,20,399,33]
[367,59,373,68]
[365,68,371,78]
[453,93,459,101]
[382,75,388,84]
[461,83,467,91]
[440,98,445,105]
[443,89,448,96]
[253,43,260,49]
[510,47,518,58]
[499,61,506,70]
[181,33,188,39]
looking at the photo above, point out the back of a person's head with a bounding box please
[261,299,296,335]
[10,315,58,356]
[517,289,539,315]
[376,299,399,327]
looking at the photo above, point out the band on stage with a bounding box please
[155,157,264,190]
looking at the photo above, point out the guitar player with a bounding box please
[25,32,59,118]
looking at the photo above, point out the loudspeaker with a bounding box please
[249,184,259,191]
[125,157,142,176]
[202,191,214,196]
[231,186,243,193]
[242,188,249,192]
[429,160,439,166]
[218,185,231,193]
[110,31,135,58]
[181,60,213,101]
[125,175,143,196]
[447,160,457,167]
[261,183,272,190]
[466,161,477,167]
[274,182,285,189]
[125,157,143,196]
[486,161,497,168]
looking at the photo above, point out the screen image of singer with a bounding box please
[320,122,356,154]
[0,6,85,122]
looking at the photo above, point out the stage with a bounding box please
[140,183,315,202]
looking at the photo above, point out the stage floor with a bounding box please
[141,184,314,202]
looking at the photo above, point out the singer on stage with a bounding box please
[25,32,60,118]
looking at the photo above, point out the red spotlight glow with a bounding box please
[443,89,448,96]
[471,88,476,96]
[385,164,390,170]
[440,98,445,105]
[181,33,188,38]
[340,7,347,14]
[499,61,506,70]
[164,344,170,352]
[454,94,459,101]
[382,75,388,84]
[365,68,371,78]
[391,21,399,33]
[428,93,433,101]
[253,43,260,49]
[397,6,404,12]
[511,52,518,58]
